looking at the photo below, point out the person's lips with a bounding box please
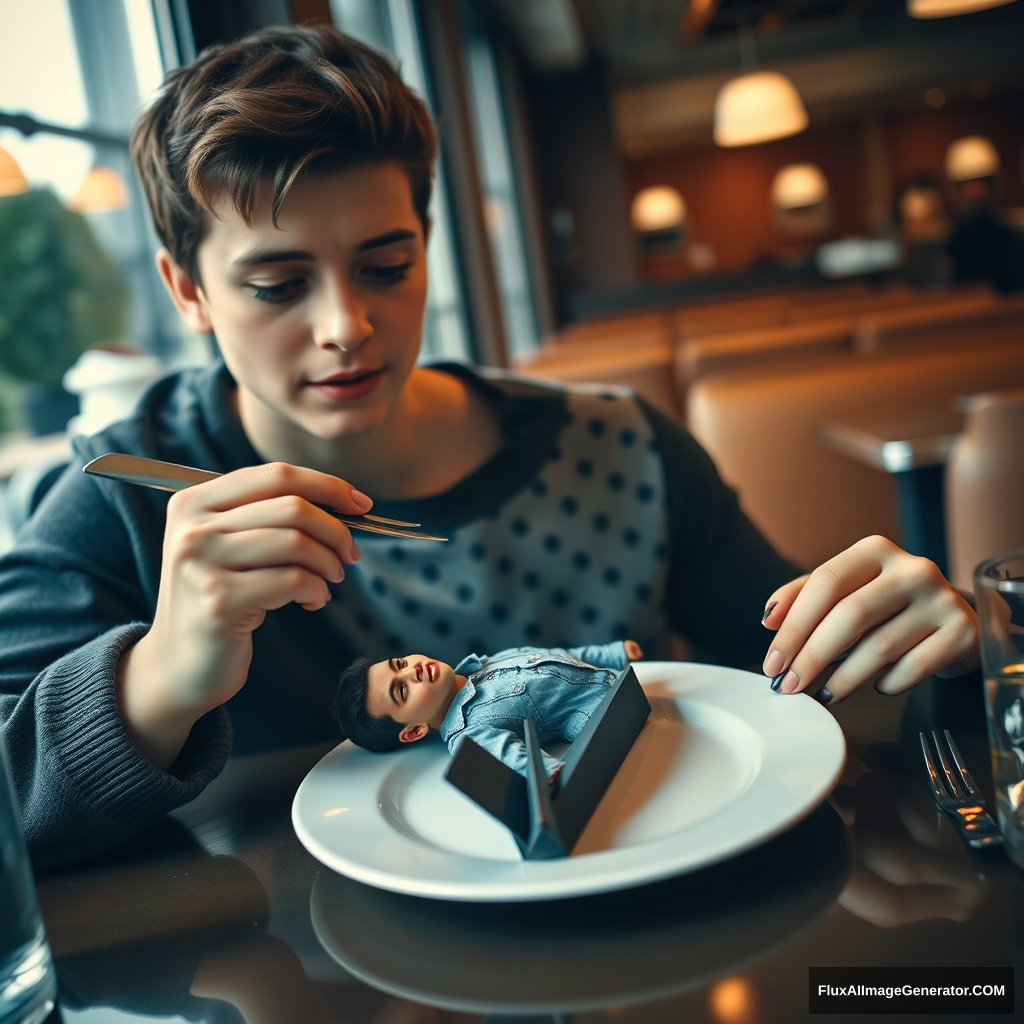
[426,662,438,683]
[307,368,384,402]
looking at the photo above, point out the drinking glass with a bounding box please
[976,550,1024,870]
[0,733,56,1023]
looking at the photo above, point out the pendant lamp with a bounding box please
[714,71,808,147]
[69,166,130,214]
[771,163,828,209]
[908,0,1017,18]
[630,185,687,233]
[944,136,1001,181]
[0,147,30,197]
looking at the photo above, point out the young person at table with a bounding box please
[0,25,979,868]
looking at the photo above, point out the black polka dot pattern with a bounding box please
[338,386,670,666]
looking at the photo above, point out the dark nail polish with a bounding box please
[770,672,786,691]
[813,686,834,705]
[761,601,778,625]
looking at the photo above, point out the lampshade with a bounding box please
[771,164,828,210]
[630,185,687,232]
[69,166,129,214]
[944,135,1001,181]
[0,147,30,197]
[714,71,808,148]
[908,0,1018,18]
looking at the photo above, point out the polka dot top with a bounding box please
[326,375,672,664]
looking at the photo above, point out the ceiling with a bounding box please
[486,0,1024,153]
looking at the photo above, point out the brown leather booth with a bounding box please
[687,340,1024,570]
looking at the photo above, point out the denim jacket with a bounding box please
[440,642,629,780]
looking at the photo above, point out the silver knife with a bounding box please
[83,453,447,542]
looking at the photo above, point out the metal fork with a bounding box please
[919,729,1004,849]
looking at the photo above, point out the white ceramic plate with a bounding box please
[292,661,846,901]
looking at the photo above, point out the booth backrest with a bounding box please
[688,339,1024,569]
[946,388,1024,590]
[676,316,855,386]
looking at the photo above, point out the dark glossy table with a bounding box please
[36,671,1021,1024]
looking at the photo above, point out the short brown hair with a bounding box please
[130,24,437,280]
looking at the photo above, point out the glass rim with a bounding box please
[974,549,1024,591]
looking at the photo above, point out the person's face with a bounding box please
[188,162,428,439]
[366,654,457,739]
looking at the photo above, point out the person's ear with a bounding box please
[399,723,428,744]
[155,247,213,334]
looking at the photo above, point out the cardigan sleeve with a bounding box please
[0,459,231,869]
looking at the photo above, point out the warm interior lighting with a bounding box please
[908,0,1018,18]
[771,163,828,210]
[630,185,687,232]
[709,976,756,1024]
[68,166,129,214]
[944,135,1001,181]
[714,71,808,147]
[0,147,30,197]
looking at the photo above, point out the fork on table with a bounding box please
[919,729,1004,849]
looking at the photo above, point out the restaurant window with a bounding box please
[329,0,471,362]
[0,0,202,437]
[460,4,539,359]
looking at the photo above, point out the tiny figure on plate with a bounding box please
[335,640,644,781]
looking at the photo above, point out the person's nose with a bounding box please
[398,661,424,685]
[312,273,372,354]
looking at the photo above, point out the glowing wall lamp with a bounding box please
[630,185,687,233]
[771,163,831,239]
[0,147,30,197]
[714,71,808,148]
[771,163,828,210]
[944,135,1001,181]
[908,0,1017,18]
[68,166,129,214]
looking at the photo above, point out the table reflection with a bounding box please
[33,674,1023,1024]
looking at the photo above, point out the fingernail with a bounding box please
[814,686,833,705]
[779,669,800,694]
[764,648,785,677]
[761,601,778,625]
[349,541,361,562]
[350,488,373,512]
[770,672,786,691]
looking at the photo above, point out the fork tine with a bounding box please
[942,729,984,800]
[932,730,969,802]
[919,732,951,803]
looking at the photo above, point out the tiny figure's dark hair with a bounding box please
[334,656,404,752]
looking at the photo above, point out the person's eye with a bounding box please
[251,278,306,303]
[400,683,407,702]
[362,262,412,285]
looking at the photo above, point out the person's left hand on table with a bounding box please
[760,536,979,705]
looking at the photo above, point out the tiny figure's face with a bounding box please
[366,654,457,738]
[191,161,428,440]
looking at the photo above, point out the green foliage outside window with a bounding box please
[0,189,127,387]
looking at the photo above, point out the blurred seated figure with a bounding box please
[948,178,1024,294]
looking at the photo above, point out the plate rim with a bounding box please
[292,661,846,900]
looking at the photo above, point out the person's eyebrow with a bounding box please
[234,248,315,266]
[356,229,417,253]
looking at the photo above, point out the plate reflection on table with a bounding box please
[310,801,850,1016]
